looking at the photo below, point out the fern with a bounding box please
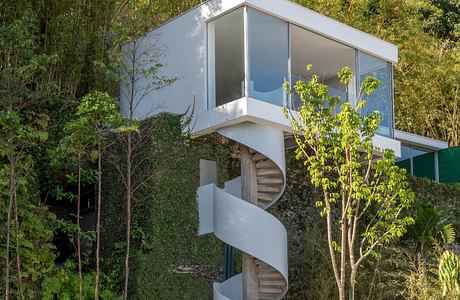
[441,224,457,245]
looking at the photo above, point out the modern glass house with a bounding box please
[120,1,449,299]
[120,0,402,156]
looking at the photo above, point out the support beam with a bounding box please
[240,145,258,300]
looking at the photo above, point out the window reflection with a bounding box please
[207,8,395,140]
[208,8,245,108]
[358,52,393,137]
[248,8,289,106]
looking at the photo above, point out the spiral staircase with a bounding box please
[198,122,288,299]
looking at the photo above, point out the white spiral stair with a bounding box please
[198,122,288,299]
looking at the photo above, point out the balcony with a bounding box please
[207,6,394,138]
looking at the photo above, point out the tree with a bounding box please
[284,66,415,299]
[419,0,460,42]
[74,91,132,299]
[56,116,100,300]
[0,110,49,299]
[96,2,176,297]
[119,32,176,300]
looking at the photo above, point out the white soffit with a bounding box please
[395,130,449,150]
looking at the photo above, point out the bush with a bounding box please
[42,261,120,300]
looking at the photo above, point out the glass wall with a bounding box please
[396,143,435,177]
[247,8,289,106]
[290,24,356,109]
[207,8,245,108]
[207,7,395,139]
[398,144,412,161]
[358,51,393,137]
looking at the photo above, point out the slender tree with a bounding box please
[285,66,415,299]
[119,36,176,300]
[56,116,99,300]
[75,91,132,299]
[0,110,48,300]
[95,3,176,297]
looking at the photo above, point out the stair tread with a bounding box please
[257,193,273,202]
[258,177,283,185]
[252,153,267,161]
[259,287,283,294]
[259,295,276,300]
[259,280,286,286]
[258,273,284,279]
[257,268,278,273]
[257,185,280,193]
[256,160,275,168]
[257,266,279,272]
[257,168,282,176]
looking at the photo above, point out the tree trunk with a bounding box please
[340,217,347,300]
[5,154,14,300]
[95,145,102,299]
[124,42,136,299]
[77,156,83,300]
[123,131,132,300]
[13,183,24,300]
[348,217,358,300]
[325,207,343,300]
[349,266,357,300]
[240,145,258,300]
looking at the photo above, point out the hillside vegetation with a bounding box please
[1,0,459,299]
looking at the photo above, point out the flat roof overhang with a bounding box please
[190,0,398,63]
[395,129,449,150]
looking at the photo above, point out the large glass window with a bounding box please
[397,144,412,162]
[247,8,289,106]
[413,147,429,158]
[290,25,356,109]
[207,7,395,142]
[208,8,245,108]
[358,51,393,137]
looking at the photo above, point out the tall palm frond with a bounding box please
[408,204,456,255]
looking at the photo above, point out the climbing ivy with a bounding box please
[101,114,229,298]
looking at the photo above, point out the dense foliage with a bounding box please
[1,0,460,298]
[272,152,460,299]
[101,115,228,299]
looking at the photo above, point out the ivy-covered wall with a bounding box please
[101,115,229,299]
